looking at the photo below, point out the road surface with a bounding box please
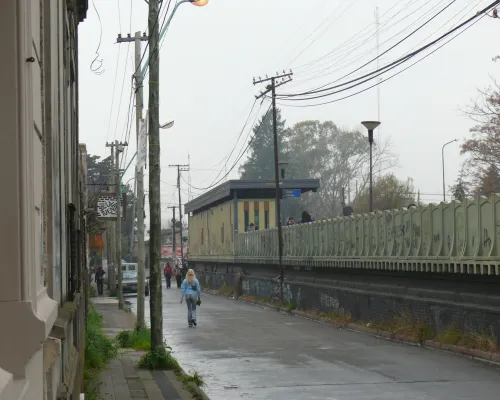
[127,283,500,400]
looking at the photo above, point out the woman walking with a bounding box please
[180,269,201,327]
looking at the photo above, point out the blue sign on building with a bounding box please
[285,189,301,198]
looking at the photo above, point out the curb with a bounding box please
[177,367,210,400]
[212,291,500,366]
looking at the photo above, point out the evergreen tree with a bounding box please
[449,170,469,201]
[238,107,289,179]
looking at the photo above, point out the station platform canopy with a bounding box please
[185,179,320,215]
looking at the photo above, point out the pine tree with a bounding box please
[238,107,289,180]
[450,170,469,201]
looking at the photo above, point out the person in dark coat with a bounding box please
[175,266,182,288]
[95,265,106,296]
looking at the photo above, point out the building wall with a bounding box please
[198,270,500,342]
[188,200,234,259]
[0,0,87,399]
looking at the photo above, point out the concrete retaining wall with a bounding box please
[197,270,500,340]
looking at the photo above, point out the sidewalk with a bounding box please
[92,297,200,400]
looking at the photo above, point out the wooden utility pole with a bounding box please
[169,164,189,264]
[168,206,176,259]
[106,140,128,309]
[148,0,163,351]
[253,70,293,305]
[117,31,148,328]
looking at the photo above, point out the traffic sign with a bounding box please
[285,189,301,198]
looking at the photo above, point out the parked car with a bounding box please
[121,269,150,296]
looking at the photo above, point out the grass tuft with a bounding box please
[436,325,498,352]
[285,302,297,313]
[84,304,118,400]
[116,327,152,351]
[89,285,97,298]
[179,370,205,387]
[137,348,180,371]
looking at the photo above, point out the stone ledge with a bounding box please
[0,299,50,378]
[216,291,500,366]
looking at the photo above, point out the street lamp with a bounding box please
[441,139,457,202]
[361,121,381,212]
[160,120,175,130]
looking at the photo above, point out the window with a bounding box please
[201,228,204,245]
[265,211,270,229]
[254,211,260,230]
[244,211,249,231]
[221,223,224,244]
[254,201,260,230]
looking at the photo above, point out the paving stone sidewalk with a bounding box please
[92,297,196,400]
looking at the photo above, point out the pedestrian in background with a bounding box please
[175,266,182,288]
[180,269,201,327]
[163,263,173,289]
[95,265,105,296]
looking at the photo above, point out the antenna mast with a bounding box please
[375,5,382,177]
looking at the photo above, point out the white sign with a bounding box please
[97,194,120,219]
[138,111,148,168]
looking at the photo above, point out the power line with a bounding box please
[184,104,273,192]
[277,1,497,104]
[89,0,105,75]
[280,0,459,99]
[276,8,489,108]
[291,0,447,85]
[138,0,173,81]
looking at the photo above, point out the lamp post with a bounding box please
[441,139,457,202]
[361,121,381,212]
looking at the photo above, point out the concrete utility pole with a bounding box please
[106,140,128,309]
[253,70,293,305]
[117,31,148,329]
[169,164,189,264]
[148,0,163,351]
[168,206,176,259]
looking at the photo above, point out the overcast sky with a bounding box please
[79,0,499,227]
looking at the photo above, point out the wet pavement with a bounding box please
[127,283,500,400]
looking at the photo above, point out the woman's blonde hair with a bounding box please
[187,269,195,284]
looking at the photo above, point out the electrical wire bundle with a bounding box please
[275,0,499,108]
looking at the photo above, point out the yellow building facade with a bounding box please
[185,179,319,262]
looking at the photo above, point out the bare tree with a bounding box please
[286,121,398,218]
[461,79,500,195]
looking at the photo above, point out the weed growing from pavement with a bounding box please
[116,328,151,351]
[369,313,434,343]
[177,370,206,399]
[89,285,97,298]
[84,304,118,400]
[137,348,180,371]
[179,370,205,387]
[436,325,498,352]
[285,302,297,313]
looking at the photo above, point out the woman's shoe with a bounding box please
[192,319,197,326]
